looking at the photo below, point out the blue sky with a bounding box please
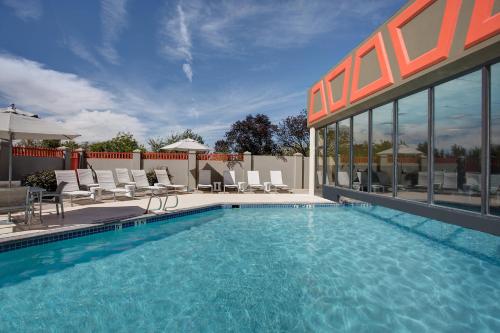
[0,0,405,147]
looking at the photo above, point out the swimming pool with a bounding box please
[0,205,499,332]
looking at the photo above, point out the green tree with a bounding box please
[213,139,230,153]
[89,132,145,152]
[275,109,309,156]
[223,114,278,154]
[148,129,204,152]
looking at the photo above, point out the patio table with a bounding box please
[29,186,46,223]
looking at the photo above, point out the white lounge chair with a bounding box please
[116,168,136,186]
[197,170,213,192]
[154,169,187,192]
[223,170,240,192]
[55,170,93,206]
[131,170,166,193]
[76,169,99,190]
[247,171,264,191]
[465,172,481,193]
[270,170,289,192]
[443,172,458,190]
[434,171,444,189]
[338,171,350,187]
[416,172,427,188]
[95,170,128,201]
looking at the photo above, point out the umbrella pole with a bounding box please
[7,134,12,221]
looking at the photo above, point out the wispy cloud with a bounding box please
[161,4,194,82]
[100,0,128,64]
[64,37,101,68]
[160,0,400,57]
[3,0,42,21]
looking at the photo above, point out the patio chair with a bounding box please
[434,171,444,190]
[95,170,129,201]
[131,170,165,193]
[223,170,240,192]
[197,170,213,192]
[247,171,264,191]
[116,168,136,187]
[41,181,66,217]
[270,170,289,192]
[55,170,93,206]
[0,187,32,223]
[154,169,187,192]
[443,172,458,190]
[76,169,99,190]
[465,172,481,193]
[337,171,350,187]
[372,171,391,192]
[416,172,427,189]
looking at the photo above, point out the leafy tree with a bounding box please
[223,114,278,154]
[275,109,309,156]
[88,132,145,152]
[148,129,204,152]
[214,139,230,153]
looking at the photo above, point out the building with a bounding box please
[307,0,500,235]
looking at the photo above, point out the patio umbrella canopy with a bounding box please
[0,105,80,186]
[160,138,210,152]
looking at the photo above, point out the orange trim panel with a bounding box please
[325,56,352,113]
[350,32,394,103]
[308,80,328,123]
[388,0,462,79]
[465,0,500,49]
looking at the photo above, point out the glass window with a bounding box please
[315,128,325,194]
[338,119,351,188]
[326,124,336,186]
[372,103,393,195]
[434,70,482,212]
[352,112,369,191]
[491,64,500,215]
[397,90,428,202]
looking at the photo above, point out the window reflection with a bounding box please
[338,119,351,188]
[315,128,325,194]
[352,113,369,191]
[490,64,500,215]
[326,124,336,186]
[434,70,482,211]
[397,90,428,202]
[372,103,393,194]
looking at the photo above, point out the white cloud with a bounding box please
[54,110,147,142]
[182,63,193,82]
[3,0,42,21]
[100,0,128,64]
[161,4,194,82]
[0,54,115,115]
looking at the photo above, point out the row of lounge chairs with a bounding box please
[197,170,289,192]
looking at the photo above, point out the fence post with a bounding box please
[293,153,304,189]
[132,149,142,170]
[188,150,197,191]
[309,127,316,195]
[243,151,252,180]
[58,146,71,170]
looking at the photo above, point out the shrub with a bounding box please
[146,170,157,186]
[23,170,57,192]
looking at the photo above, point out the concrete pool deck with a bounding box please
[0,192,332,242]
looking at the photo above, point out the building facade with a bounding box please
[307,0,500,235]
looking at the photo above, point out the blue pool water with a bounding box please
[0,206,499,332]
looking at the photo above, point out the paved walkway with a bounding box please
[0,192,332,241]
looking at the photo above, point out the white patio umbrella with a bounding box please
[0,105,80,187]
[160,138,210,152]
